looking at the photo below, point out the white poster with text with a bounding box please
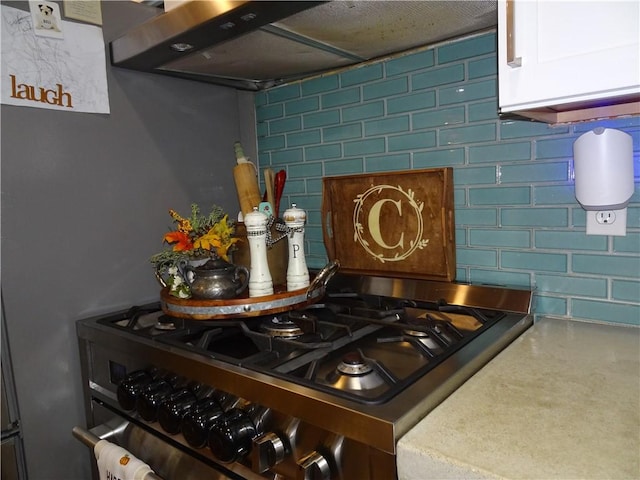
[1,4,110,114]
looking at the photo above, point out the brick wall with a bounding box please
[255,31,640,325]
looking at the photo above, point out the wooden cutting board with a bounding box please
[321,168,456,281]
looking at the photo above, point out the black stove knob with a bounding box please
[181,398,224,448]
[208,408,258,463]
[157,388,197,434]
[136,378,174,422]
[117,370,153,411]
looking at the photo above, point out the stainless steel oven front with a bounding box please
[74,275,533,480]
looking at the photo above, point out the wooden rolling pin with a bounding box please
[264,167,276,210]
[233,142,262,216]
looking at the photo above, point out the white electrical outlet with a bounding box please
[586,209,627,236]
[595,211,616,225]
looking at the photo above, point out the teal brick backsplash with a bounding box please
[500,162,569,183]
[614,233,640,253]
[343,102,385,122]
[612,280,640,303]
[535,274,607,298]
[469,229,531,248]
[323,123,362,142]
[288,162,323,179]
[456,248,497,267]
[256,103,283,121]
[363,77,408,100]
[414,106,465,129]
[468,56,497,79]
[440,123,496,145]
[255,30,640,325]
[500,120,569,139]
[365,153,411,172]
[267,84,299,102]
[271,148,303,165]
[287,130,321,148]
[344,138,385,156]
[469,142,531,163]
[573,254,640,279]
[502,251,568,272]
[535,137,576,159]
[389,131,436,151]
[412,64,464,90]
[534,296,568,317]
[365,116,410,136]
[501,207,568,227]
[438,33,496,63]
[454,188,467,206]
[322,88,360,108]
[301,75,339,95]
[324,157,363,175]
[388,92,436,114]
[439,79,496,105]
[280,178,305,194]
[468,100,499,122]
[469,186,531,205]
[258,135,285,152]
[628,207,640,228]
[414,148,465,168]
[534,185,577,205]
[454,166,496,185]
[572,209,587,228]
[387,50,434,76]
[304,110,341,128]
[469,269,531,287]
[285,97,319,116]
[270,117,301,134]
[572,299,639,326]
[456,208,498,226]
[306,144,341,162]
[340,63,384,86]
[535,231,607,251]
[306,178,323,194]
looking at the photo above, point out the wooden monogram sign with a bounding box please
[321,168,456,281]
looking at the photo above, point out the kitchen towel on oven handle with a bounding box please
[73,425,164,480]
[95,439,160,480]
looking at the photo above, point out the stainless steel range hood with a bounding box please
[111,1,497,91]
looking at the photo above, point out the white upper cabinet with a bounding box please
[498,0,640,124]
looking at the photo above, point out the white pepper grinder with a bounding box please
[283,204,310,291]
[244,207,274,297]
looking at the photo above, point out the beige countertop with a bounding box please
[397,317,640,480]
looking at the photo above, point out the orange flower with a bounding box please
[168,209,192,233]
[163,231,193,251]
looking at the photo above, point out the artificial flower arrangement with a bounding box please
[150,204,238,298]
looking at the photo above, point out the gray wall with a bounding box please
[0,2,253,478]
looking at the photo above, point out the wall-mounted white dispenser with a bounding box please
[573,127,634,236]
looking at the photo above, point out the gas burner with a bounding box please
[154,316,178,331]
[261,316,304,339]
[328,351,386,391]
[402,329,443,351]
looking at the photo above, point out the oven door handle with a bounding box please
[72,426,164,480]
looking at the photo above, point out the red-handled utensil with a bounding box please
[274,169,286,218]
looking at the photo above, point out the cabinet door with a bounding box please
[498,0,640,112]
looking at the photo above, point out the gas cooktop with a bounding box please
[77,273,533,480]
[97,292,505,405]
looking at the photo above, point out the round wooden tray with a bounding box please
[160,284,321,320]
[160,260,340,320]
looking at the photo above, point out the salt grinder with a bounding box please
[244,207,274,297]
[283,204,310,291]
